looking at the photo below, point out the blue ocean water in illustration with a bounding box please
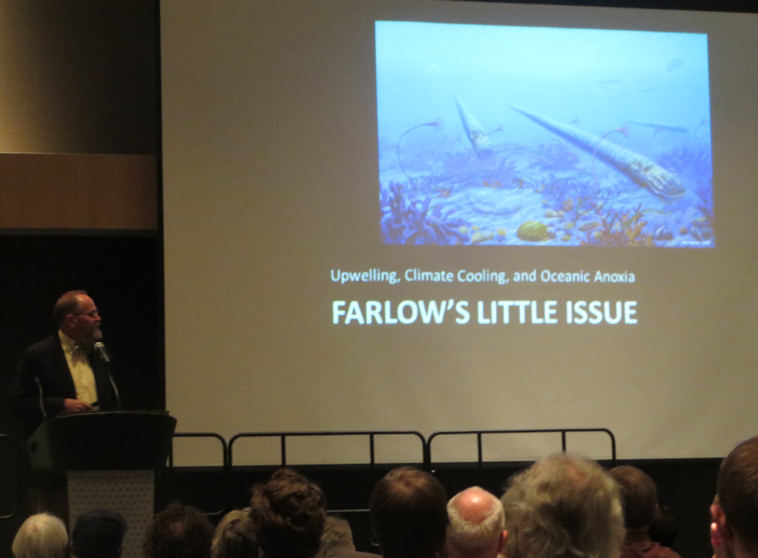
[376,21,714,247]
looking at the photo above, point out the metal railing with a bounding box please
[229,430,426,468]
[168,432,228,469]
[426,427,617,466]
[2,426,617,524]
[162,432,229,518]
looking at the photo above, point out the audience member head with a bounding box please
[12,513,68,558]
[446,486,505,558]
[249,468,327,558]
[501,453,624,558]
[316,516,357,558]
[609,466,658,530]
[648,506,678,548]
[211,509,257,558]
[369,466,448,558]
[72,509,127,558]
[143,503,214,558]
[711,435,758,558]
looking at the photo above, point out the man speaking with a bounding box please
[11,289,120,437]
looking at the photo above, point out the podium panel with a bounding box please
[28,411,176,471]
[68,470,153,558]
[25,410,176,556]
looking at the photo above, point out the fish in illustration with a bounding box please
[666,57,686,73]
[599,125,629,142]
[507,103,686,199]
[454,94,494,158]
[627,120,690,135]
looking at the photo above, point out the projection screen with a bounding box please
[161,0,758,462]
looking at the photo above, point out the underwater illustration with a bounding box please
[376,22,714,247]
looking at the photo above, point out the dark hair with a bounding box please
[249,468,327,558]
[53,290,88,327]
[369,466,448,558]
[609,466,658,529]
[648,506,678,548]
[72,509,127,558]
[717,435,758,549]
[143,503,214,558]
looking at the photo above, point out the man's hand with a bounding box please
[63,398,94,412]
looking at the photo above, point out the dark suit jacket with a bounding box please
[11,334,119,437]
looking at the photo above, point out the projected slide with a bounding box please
[162,0,758,461]
[377,22,713,247]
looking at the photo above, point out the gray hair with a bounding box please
[501,453,624,558]
[316,516,355,558]
[211,509,256,558]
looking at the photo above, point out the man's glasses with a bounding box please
[75,310,100,317]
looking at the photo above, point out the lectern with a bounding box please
[28,411,176,558]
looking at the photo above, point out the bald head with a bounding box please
[447,487,505,558]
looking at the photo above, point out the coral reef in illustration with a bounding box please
[379,103,714,247]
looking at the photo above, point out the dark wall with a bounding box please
[0,0,163,438]
[0,233,162,558]
[0,0,158,154]
[0,2,162,555]
[0,234,164,438]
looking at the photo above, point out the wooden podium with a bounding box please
[27,411,176,558]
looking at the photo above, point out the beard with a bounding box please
[80,326,103,349]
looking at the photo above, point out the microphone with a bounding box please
[94,341,121,409]
[107,371,121,410]
[93,341,111,364]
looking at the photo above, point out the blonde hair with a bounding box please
[211,509,257,558]
[12,513,68,558]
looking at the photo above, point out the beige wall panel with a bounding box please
[0,153,157,230]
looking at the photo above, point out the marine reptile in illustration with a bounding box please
[627,120,690,135]
[453,93,494,158]
[508,103,686,199]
